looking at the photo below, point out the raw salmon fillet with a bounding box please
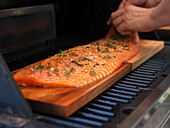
[13,26,140,87]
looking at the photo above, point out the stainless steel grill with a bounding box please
[26,58,169,128]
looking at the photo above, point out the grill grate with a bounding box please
[33,58,170,128]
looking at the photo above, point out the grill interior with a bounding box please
[26,58,169,128]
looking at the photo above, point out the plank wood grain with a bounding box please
[127,40,164,70]
[157,26,170,31]
[14,40,164,117]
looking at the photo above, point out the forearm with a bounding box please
[121,0,162,8]
[151,0,170,29]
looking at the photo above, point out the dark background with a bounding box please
[0,0,121,37]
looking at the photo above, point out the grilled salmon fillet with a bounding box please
[13,26,139,87]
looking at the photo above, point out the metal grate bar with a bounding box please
[127,75,154,81]
[147,60,168,64]
[89,103,112,111]
[67,117,103,127]
[116,83,137,88]
[94,99,118,106]
[130,73,157,79]
[144,62,168,67]
[138,87,153,91]
[142,64,166,69]
[76,112,109,122]
[136,68,156,73]
[124,78,151,84]
[109,88,137,96]
[120,80,148,87]
[84,107,115,117]
[133,70,154,75]
[114,86,141,92]
[100,95,129,103]
[139,67,164,72]
[36,116,91,128]
[105,92,133,100]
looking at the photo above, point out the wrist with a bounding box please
[151,2,170,29]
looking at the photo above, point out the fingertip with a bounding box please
[106,18,111,25]
[121,31,131,35]
[106,20,110,25]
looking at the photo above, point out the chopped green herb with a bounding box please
[110,41,116,44]
[65,72,70,76]
[37,64,45,69]
[47,72,52,76]
[101,50,109,53]
[112,45,117,49]
[96,62,100,65]
[122,45,129,47]
[71,60,84,66]
[103,54,112,59]
[70,67,75,73]
[104,42,113,47]
[97,46,101,51]
[90,68,96,76]
[82,57,92,61]
[46,66,51,69]
[71,53,78,56]
[102,63,105,66]
[54,68,59,72]
[65,63,70,67]
[124,48,129,51]
[59,49,63,54]
[113,55,116,58]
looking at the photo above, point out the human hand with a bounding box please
[118,0,161,9]
[107,5,156,35]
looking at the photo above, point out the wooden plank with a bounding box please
[157,26,170,31]
[127,40,164,70]
[15,40,164,117]
[21,63,131,116]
